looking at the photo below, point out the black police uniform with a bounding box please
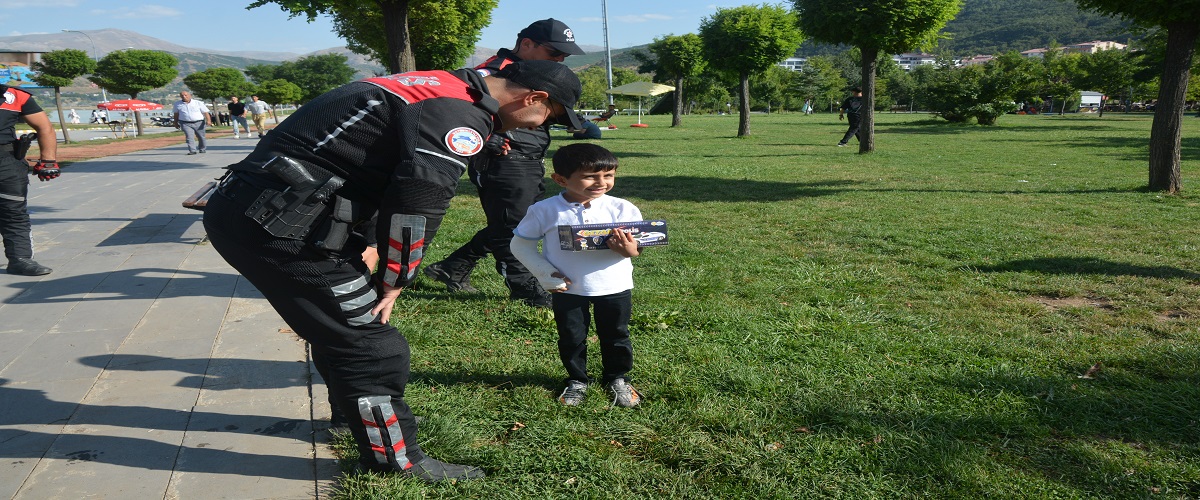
[427,49,553,305]
[0,86,43,262]
[839,94,864,146]
[202,69,496,478]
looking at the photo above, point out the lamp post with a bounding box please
[61,29,107,103]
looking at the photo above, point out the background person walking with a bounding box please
[247,95,270,138]
[173,91,211,154]
[837,87,863,147]
[228,96,249,139]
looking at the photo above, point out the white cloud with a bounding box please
[91,5,183,20]
[615,14,673,23]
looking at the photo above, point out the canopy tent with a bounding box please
[605,81,675,127]
[97,99,164,111]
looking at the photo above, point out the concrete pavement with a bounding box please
[0,135,340,499]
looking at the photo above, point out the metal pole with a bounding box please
[62,29,107,102]
[602,0,613,105]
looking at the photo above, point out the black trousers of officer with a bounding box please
[202,187,426,471]
[0,152,34,260]
[444,157,545,288]
[840,113,862,145]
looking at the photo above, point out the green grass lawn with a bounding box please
[334,112,1200,498]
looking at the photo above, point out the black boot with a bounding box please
[508,279,552,308]
[423,260,477,292]
[405,457,485,483]
[7,258,51,276]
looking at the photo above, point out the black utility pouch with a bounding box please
[14,132,35,161]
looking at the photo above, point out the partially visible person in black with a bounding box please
[838,86,863,147]
[201,60,581,482]
[567,113,602,139]
[1,84,60,276]
[423,18,584,308]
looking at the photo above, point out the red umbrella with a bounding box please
[97,99,164,111]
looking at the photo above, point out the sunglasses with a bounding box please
[537,42,568,59]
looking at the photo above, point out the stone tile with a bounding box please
[169,397,325,499]
[50,296,153,333]
[0,425,63,500]
[0,329,129,382]
[14,428,180,499]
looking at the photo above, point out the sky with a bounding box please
[4,0,750,55]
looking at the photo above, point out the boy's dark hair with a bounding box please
[552,143,618,177]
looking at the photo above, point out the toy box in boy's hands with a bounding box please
[558,220,668,251]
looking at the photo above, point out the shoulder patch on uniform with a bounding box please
[475,68,493,77]
[444,127,484,156]
[3,91,14,105]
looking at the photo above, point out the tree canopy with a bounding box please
[249,0,495,73]
[250,53,355,103]
[183,67,254,103]
[88,49,179,100]
[700,4,804,137]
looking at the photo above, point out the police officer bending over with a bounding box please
[202,60,582,482]
[1,84,60,276]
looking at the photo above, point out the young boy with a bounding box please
[511,143,643,407]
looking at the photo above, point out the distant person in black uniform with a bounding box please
[423,18,584,308]
[1,84,60,276]
[837,86,863,147]
[201,60,581,482]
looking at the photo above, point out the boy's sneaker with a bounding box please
[558,380,588,406]
[606,379,642,407]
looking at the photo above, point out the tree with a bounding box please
[1040,48,1084,115]
[700,4,804,137]
[273,53,356,103]
[923,62,1020,125]
[250,0,495,73]
[256,79,305,123]
[795,0,963,152]
[30,49,95,144]
[184,67,254,106]
[645,34,707,127]
[327,0,496,70]
[88,49,179,137]
[1077,47,1137,117]
[1073,0,1200,192]
[243,63,280,84]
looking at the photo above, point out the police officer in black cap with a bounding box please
[424,18,585,307]
[1,84,60,276]
[202,59,581,482]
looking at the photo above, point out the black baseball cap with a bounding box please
[495,60,583,129]
[518,18,585,56]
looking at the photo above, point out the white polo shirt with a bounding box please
[514,193,642,297]
[173,99,210,122]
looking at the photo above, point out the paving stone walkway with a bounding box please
[0,136,339,499]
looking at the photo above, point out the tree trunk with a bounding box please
[737,72,751,137]
[54,87,71,144]
[1147,21,1198,193]
[671,75,683,127]
[381,0,413,73]
[859,46,878,153]
[134,110,144,137]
